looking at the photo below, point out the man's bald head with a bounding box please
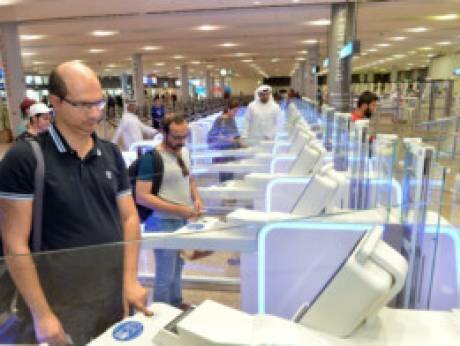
[49,61,101,100]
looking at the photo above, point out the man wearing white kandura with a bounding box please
[241,85,282,145]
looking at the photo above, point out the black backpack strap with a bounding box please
[151,149,164,195]
[28,140,45,252]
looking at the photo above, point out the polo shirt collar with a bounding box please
[48,123,102,158]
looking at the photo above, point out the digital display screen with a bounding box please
[340,42,353,59]
[340,40,360,59]
[323,58,329,68]
[453,68,460,76]
[25,75,34,84]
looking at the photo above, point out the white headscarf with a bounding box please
[254,85,273,102]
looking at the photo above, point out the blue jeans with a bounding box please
[144,217,186,307]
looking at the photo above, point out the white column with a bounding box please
[298,61,306,97]
[0,23,26,135]
[180,65,189,101]
[205,70,212,98]
[131,53,145,117]
[306,46,319,99]
[390,68,398,83]
[121,72,129,96]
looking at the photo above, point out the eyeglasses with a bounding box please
[62,97,106,111]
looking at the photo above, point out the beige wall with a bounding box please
[228,77,261,96]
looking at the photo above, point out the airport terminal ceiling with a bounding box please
[0,0,459,79]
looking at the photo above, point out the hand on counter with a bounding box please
[123,280,153,318]
[193,198,204,217]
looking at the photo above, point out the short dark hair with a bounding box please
[48,68,68,99]
[162,114,186,133]
[357,91,379,108]
[223,99,240,113]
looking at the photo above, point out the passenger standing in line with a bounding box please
[0,61,151,345]
[15,98,36,136]
[207,99,242,182]
[171,93,177,111]
[135,114,203,309]
[15,103,52,142]
[285,89,302,132]
[351,91,379,122]
[151,97,166,129]
[112,101,159,151]
[241,85,281,145]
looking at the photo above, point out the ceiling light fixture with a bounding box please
[367,48,378,52]
[376,43,391,47]
[191,61,201,65]
[219,42,239,47]
[91,30,119,37]
[194,25,223,31]
[21,52,36,56]
[88,48,106,53]
[173,55,185,59]
[436,41,452,46]
[430,13,458,21]
[406,27,428,33]
[389,36,407,41]
[143,46,161,51]
[307,19,331,26]
[155,62,165,66]
[302,39,318,44]
[242,59,254,63]
[419,46,433,51]
[20,34,46,41]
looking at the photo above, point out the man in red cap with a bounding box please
[16,98,36,135]
[16,103,52,142]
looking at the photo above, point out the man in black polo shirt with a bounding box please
[0,61,151,345]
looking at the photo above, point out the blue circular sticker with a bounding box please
[112,321,144,341]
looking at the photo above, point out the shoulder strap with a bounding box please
[28,140,45,252]
[151,149,164,195]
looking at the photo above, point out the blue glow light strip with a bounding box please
[257,222,460,314]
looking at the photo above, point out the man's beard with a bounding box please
[166,141,183,151]
[364,109,372,119]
